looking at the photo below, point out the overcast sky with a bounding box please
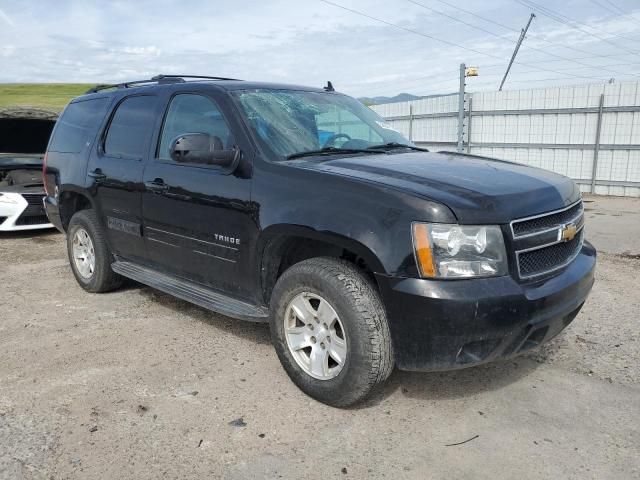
[1,0,640,97]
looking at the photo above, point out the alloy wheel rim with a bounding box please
[284,292,347,380]
[72,228,96,279]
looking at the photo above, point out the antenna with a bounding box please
[324,81,335,92]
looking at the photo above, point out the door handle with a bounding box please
[145,179,169,193]
[88,169,106,182]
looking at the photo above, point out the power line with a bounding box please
[317,0,615,81]
[357,58,640,97]
[517,0,639,43]
[481,53,634,68]
[407,76,619,96]
[487,75,634,84]
[317,0,507,59]
[589,0,640,28]
[430,0,640,61]
[601,0,626,15]
[514,0,640,55]
[590,0,622,17]
[492,61,640,76]
[407,0,518,40]
[358,57,640,96]
[363,67,640,97]
[407,0,632,77]
[361,62,635,97]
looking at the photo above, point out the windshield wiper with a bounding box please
[367,142,429,152]
[285,147,385,160]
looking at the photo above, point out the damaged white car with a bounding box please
[0,108,56,231]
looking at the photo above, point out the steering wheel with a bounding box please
[322,133,352,148]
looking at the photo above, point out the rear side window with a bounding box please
[104,96,157,160]
[48,98,109,153]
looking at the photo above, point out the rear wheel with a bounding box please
[270,257,394,407]
[67,210,123,293]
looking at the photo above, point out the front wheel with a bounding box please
[67,209,123,293]
[269,257,394,407]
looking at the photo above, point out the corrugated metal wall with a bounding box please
[370,81,640,197]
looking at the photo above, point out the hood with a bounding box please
[0,108,58,155]
[294,151,580,224]
[0,183,45,194]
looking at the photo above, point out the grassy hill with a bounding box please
[0,84,94,112]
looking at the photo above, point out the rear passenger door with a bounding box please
[141,92,255,300]
[86,95,160,262]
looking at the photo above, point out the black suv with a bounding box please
[44,75,595,407]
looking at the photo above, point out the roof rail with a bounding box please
[84,74,243,94]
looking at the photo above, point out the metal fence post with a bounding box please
[466,95,473,153]
[591,93,605,194]
[408,105,414,142]
[457,63,465,152]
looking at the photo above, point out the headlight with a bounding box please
[412,223,507,278]
[0,193,19,204]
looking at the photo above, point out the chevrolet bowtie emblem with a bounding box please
[561,223,577,242]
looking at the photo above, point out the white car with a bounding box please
[0,107,56,231]
[0,154,53,231]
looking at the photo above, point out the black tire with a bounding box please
[67,209,123,293]
[270,257,394,407]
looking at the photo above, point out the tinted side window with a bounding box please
[104,96,157,159]
[48,98,109,153]
[158,94,233,161]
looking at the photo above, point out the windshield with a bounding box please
[233,89,412,161]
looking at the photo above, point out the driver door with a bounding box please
[141,92,256,300]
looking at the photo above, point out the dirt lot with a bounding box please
[1,195,638,480]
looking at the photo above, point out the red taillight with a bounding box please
[42,152,48,196]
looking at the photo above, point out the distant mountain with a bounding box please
[358,93,425,106]
[358,92,456,106]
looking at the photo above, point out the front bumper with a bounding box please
[0,192,53,231]
[376,241,596,371]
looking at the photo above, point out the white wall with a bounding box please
[370,81,640,197]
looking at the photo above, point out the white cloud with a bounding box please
[117,46,162,56]
[0,45,16,57]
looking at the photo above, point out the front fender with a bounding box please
[258,224,387,274]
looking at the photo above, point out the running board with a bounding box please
[111,261,269,322]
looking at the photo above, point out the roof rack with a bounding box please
[84,74,243,94]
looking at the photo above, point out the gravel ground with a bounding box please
[0,196,638,480]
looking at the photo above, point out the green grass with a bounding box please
[0,84,94,112]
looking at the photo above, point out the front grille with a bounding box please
[511,200,585,280]
[15,214,50,226]
[518,230,584,278]
[16,194,49,226]
[22,204,46,216]
[512,201,583,237]
[21,193,45,206]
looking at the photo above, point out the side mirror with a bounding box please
[169,133,238,167]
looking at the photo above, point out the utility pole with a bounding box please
[499,13,535,91]
[457,63,466,152]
